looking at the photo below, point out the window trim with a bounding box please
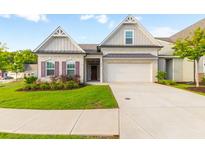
[46,61,55,77]
[124,30,134,45]
[66,61,76,76]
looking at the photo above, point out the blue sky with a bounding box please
[0,14,204,51]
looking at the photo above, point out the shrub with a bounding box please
[59,75,69,83]
[30,83,40,90]
[159,80,176,85]
[50,82,58,90]
[56,82,65,90]
[67,75,74,81]
[156,71,167,81]
[24,76,37,84]
[202,77,205,84]
[50,76,58,83]
[40,83,50,90]
[24,84,32,90]
[73,75,80,84]
[65,80,79,89]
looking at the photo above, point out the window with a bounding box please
[46,61,55,76]
[67,62,75,77]
[125,30,134,45]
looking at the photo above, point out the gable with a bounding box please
[170,18,205,42]
[100,15,160,46]
[34,27,84,53]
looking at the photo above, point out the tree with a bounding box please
[173,28,205,87]
[0,43,9,77]
[16,49,37,64]
[10,51,25,80]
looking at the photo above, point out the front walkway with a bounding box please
[0,108,119,136]
[110,82,205,139]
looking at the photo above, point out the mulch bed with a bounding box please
[187,87,205,93]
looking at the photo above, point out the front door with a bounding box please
[91,66,97,81]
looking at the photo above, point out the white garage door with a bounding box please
[106,63,152,82]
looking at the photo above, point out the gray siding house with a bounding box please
[34,15,205,83]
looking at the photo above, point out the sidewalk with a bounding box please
[0,108,119,136]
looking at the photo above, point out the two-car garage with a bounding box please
[105,63,152,82]
[103,54,158,83]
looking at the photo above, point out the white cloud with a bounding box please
[95,15,108,24]
[150,26,178,37]
[80,14,108,24]
[0,14,48,22]
[15,14,48,22]
[80,14,94,20]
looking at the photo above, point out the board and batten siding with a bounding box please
[39,37,81,52]
[103,24,156,46]
[37,54,84,82]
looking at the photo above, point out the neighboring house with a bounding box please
[7,64,37,79]
[34,15,205,83]
[24,64,38,77]
[157,18,205,82]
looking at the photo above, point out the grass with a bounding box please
[0,81,118,110]
[171,83,205,96]
[0,132,118,139]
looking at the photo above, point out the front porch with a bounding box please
[85,56,103,83]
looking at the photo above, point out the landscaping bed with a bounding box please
[187,87,205,93]
[0,81,118,110]
[172,83,205,96]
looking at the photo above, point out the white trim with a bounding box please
[33,26,85,53]
[124,30,134,45]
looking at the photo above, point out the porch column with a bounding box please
[100,57,103,83]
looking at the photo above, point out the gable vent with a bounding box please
[53,28,66,37]
[124,16,137,24]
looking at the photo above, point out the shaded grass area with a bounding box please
[172,83,205,96]
[0,132,118,139]
[0,81,118,109]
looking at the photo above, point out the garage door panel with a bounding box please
[105,63,152,82]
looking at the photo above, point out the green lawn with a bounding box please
[172,83,205,96]
[0,132,118,139]
[0,81,118,109]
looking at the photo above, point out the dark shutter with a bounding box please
[75,61,80,76]
[62,61,66,76]
[41,61,46,77]
[55,61,59,76]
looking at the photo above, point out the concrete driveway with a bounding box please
[110,83,205,139]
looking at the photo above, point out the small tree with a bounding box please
[0,43,10,77]
[173,28,205,87]
[10,51,24,80]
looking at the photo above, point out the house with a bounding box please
[6,64,37,80]
[157,18,205,82]
[34,15,205,83]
